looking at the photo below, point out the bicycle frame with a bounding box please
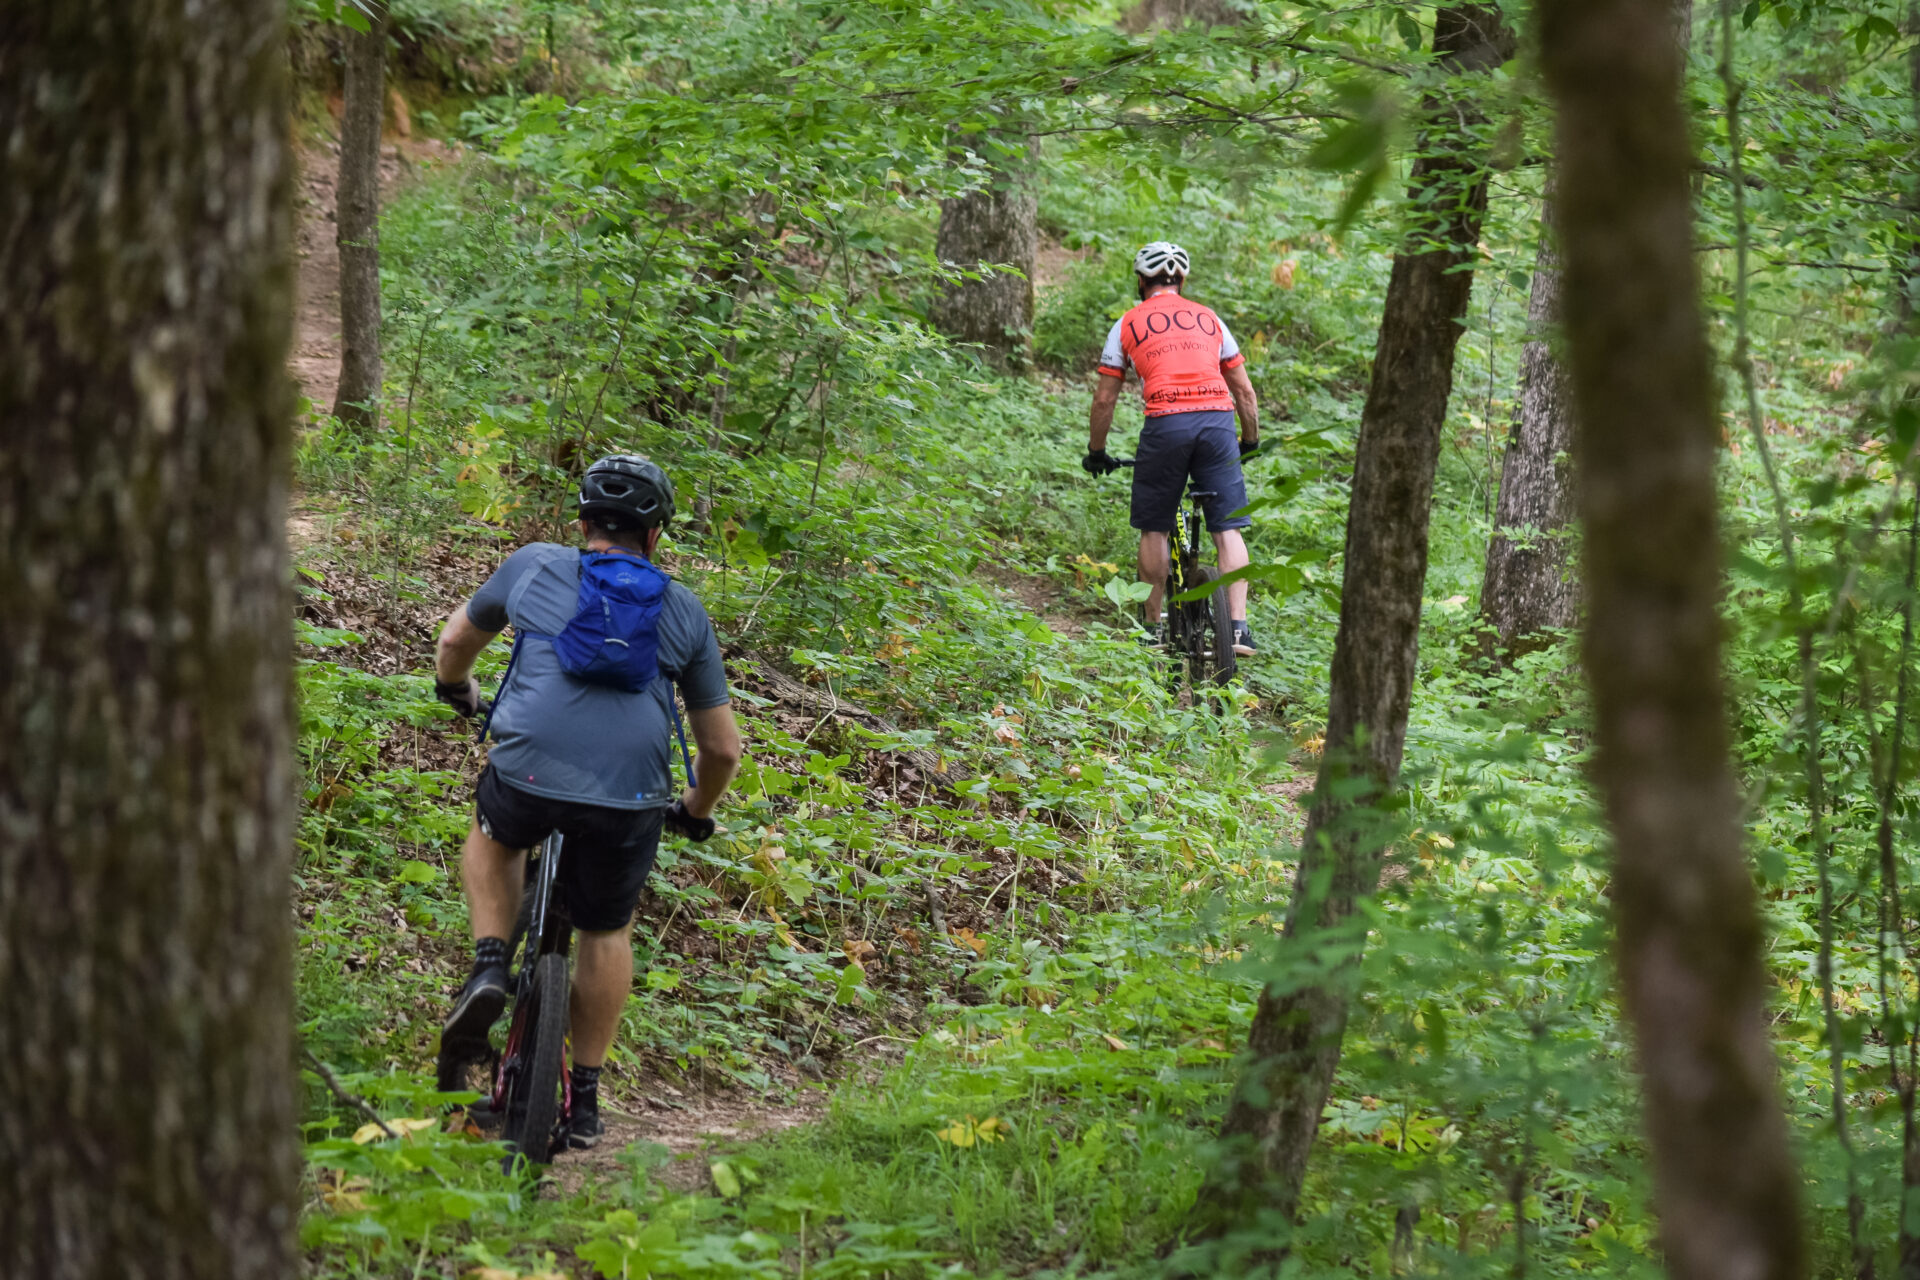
[1171,489,1212,594]
[1109,455,1235,693]
[520,831,566,965]
[490,831,569,1115]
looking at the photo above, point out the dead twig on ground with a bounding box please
[304,1047,397,1139]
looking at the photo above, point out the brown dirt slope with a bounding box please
[289,129,459,418]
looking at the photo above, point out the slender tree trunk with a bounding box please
[0,1,298,1276]
[694,257,755,532]
[932,137,1038,370]
[1209,4,1515,1227]
[1478,204,1578,657]
[1539,0,1805,1276]
[1479,3,1693,661]
[333,2,388,428]
[1889,501,1920,1280]
[1893,14,1920,1278]
[1902,5,1920,333]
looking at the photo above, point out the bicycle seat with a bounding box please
[1188,489,1218,501]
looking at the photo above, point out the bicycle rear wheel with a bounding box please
[1191,564,1238,691]
[503,953,569,1167]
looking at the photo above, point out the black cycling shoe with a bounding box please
[565,1102,605,1150]
[439,962,509,1061]
[1232,621,1257,657]
[1138,619,1167,648]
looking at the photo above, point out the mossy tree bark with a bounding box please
[932,137,1038,371]
[1478,3,1691,661]
[333,2,389,428]
[1210,3,1515,1226]
[1540,0,1805,1275]
[0,0,299,1275]
[1478,195,1579,658]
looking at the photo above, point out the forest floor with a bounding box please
[285,237,1226,1196]
[288,148,861,1187]
[288,114,1316,1275]
[290,466,1219,1189]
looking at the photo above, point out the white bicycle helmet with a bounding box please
[1132,240,1191,279]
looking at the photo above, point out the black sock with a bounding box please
[570,1063,601,1103]
[474,936,507,972]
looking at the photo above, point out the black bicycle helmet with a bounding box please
[579,454,675,530]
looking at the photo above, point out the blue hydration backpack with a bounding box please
[481,550,695,783]
[547,551,670,690]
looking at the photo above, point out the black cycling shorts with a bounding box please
[473,764,664,933]
[1130,409,1252,534]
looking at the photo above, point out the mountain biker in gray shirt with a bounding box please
[430,455,741,1149]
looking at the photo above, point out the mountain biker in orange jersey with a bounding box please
[430,455,742,1149]
[1083,241,1261,655]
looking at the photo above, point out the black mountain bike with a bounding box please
[436,832,572,1169]
[443,687,699,1170]
[486,831,572,1169]
[1113,458,1237,693]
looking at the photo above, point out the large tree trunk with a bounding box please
[931,138,1038,371]
[1477,195,1579,657]
[0,1,299,1275]
[332,2,388,428]
[1540,0,1805,1277]
[1119,0,1243,32]
[1210,4,1516,1226]
[1478,3,1692,660]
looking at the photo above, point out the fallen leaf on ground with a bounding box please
[352,1116,436,1144]
[320,1172,370,1211]
[936,1114,1012,1147]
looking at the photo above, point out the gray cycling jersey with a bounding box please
[467,543,729,810]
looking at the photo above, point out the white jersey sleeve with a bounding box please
[1097,318,1127,373]
[1216,317,1242,365]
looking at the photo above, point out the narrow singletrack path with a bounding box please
[288,130,458,416]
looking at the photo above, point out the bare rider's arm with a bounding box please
[682,703,742,819]
[1088,374,1123,452]
[435,603,498,692]
[1225,363,1260,447]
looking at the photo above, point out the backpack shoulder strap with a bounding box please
[477,548,568,740]
[655,680,697,790]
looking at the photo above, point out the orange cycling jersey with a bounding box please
[1096,292,1245,417]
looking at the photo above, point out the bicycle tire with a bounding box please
[1164,563,1194,695]
[1194,564,1238,689]
[505,953,569,1166]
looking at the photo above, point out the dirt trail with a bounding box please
[553,1088,831,1195]
[977,562,1093,638]
[291,141,346,414]
[288,131,459,417]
